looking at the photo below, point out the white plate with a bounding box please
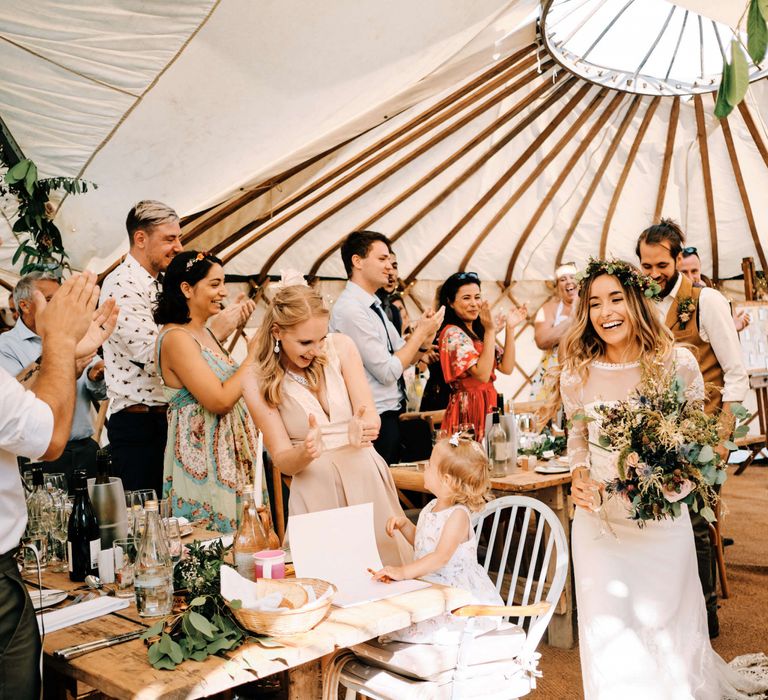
[534,463,570,475]
[180,526,194,537]
[29,589,68,610]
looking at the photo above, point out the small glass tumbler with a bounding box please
[113,537,139,598]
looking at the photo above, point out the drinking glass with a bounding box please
[49,495,70,573]
[45,473,68,497]
[165,518,183,564]
[455,391,477,438]
[22,517,48,573]
[137,489,158,507]
[159,496,173,521]
[113,537,139,598]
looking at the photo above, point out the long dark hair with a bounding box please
[153,251,223,325]
[437,271,485,340]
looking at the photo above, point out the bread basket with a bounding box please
[226,577,336,636]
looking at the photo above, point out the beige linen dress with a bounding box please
[277,334,412,566]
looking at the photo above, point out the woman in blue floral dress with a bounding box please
[154,251,267,532]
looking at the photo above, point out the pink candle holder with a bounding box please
[254,549,286,579]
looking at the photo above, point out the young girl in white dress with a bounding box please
[373,433,503,645]
[554,259,767,700]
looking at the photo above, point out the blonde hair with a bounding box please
[545,264,674,417]
[126,200,179,243]
[431,434,490,512]
[255,285,330,407]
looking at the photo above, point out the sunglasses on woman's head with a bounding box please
[455,272,480,282]
[682,246,698,256]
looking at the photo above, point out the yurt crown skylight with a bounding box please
[541,0,767,96]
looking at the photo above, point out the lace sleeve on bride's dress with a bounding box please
[674,347,705,404]
[560,368,590,472]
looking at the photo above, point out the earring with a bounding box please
[273,339,280,354]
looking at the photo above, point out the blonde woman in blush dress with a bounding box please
[243,279,412,566]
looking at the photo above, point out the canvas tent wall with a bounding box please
[0,0,765,405]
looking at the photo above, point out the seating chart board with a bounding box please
[734,301,768,372]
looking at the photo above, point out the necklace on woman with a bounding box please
[285,368,310,387]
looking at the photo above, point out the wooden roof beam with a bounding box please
[653,96,679,222]
[598,96,661,258]
[506,90,626,285]
[555,94,642,267]
[693,94,718,282]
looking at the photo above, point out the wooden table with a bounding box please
[390,464,576,649]
[30,527,469,699]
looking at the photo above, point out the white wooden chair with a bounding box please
[323,495,569,700]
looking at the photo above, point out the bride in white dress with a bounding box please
[555,261,767,700]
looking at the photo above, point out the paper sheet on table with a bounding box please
[288,503,430,607]
[37,596,130,633]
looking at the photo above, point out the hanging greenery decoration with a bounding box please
[0,158,96,275]
[715,0,767,118]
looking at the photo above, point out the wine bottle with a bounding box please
[487,409,511,478]
[497,393,505,416]
[67,469,101,582]
[94,448,111,485]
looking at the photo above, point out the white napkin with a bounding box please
[220,565,283,610]
[37,596,130,634]
[176,516,189,527]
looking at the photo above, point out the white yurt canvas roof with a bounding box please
[1,0,767,287]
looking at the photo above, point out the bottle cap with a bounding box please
[31,467,44,486]
[144,499,158,511]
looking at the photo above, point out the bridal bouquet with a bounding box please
[589,360,749,526]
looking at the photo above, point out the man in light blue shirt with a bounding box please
[330,231,442,463]
[0,273,107,484]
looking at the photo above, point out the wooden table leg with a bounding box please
[287,658,323,700]
[535,484,576,649]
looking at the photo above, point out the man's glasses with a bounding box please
[682,246,698,256]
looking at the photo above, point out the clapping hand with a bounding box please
[479,301,495,336]
[349,405,379,448]
[303,413,323,460]
[506,304,527,328]
[34,271,118,358]
[210,292,256,341]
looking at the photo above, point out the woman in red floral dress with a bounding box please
[437,272,526,440]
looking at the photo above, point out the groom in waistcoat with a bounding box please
[636,218,749,639]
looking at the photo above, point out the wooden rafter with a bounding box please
[401,82,594,284]
[183,45,535,248]
[717,105,768,271]
[306,72,574,278]
[598,96,661,258]
[214,50,540,265]
[446,86,606,282]
[693,94,718,282]
[238,56,551,279]
[506,90,626,285]
[737,100,768,169]
[653,96,679,222]
[555,94,642,267]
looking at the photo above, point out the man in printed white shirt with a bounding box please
[637,218,749,639]
[100,201,254,496]
[0,271,117,700]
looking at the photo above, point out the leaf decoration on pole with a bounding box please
[717,0,767,118]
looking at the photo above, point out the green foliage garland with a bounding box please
[0,158,96,275]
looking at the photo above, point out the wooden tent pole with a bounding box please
[402,83,594,285]
[506,90,626,285]
[598,96,661,258]
[742,258,756,300]
[737,101,768,168]
[239,56,548,278]
[183,46,535,247]
[653,96,679,222]
[693,95,719,282]
[454,84,602,277]
[213,51,539,262]
[305,70,570,279]
[555,94,642,267]
[717,106,768,272]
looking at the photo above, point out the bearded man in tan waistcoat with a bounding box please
[637,218,749,640]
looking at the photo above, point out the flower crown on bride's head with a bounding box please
[577,257,662,300]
